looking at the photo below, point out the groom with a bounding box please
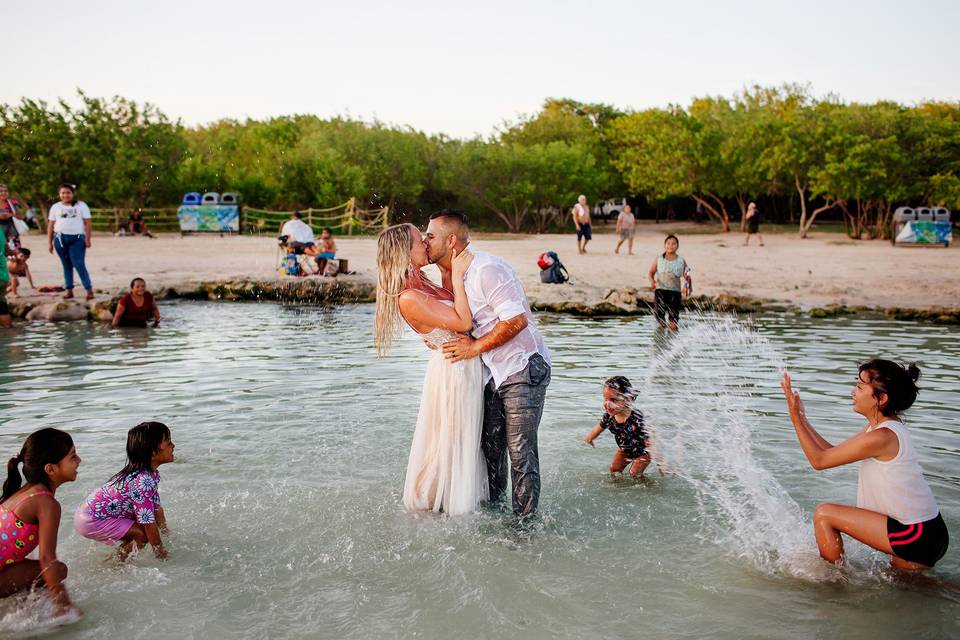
[424,209,551,517]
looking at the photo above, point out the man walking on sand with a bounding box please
[572,195,592,255]
[615,204,636,255]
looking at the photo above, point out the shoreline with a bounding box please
[5,225,959,324]
[8,275,960,325]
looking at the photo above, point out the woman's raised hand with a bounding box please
[451,247,474,280]
[781,371,805,418]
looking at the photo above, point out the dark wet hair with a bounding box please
[109,422,171,486]
[858,359,921,417]
[292,211,302,219]
[604,375,638,402]
[2,428,74,502]
[429,208,469,227]
[19,248,31,258]
[57,183,78,205]
[664,234,679,246]
[130,277,146,288]
[322,227,333,235]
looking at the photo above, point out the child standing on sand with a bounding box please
[583,376,663,479]
[74,422,175,560]
[0,428,82,617]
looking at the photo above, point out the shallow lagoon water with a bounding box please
[0,302,958,639]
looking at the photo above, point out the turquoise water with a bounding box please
[0,303,958,639]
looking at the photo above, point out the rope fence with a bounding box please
[88,199,390,236]
[243,199,389,236]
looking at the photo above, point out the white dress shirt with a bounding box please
[281,219,315,244]
[464,250,551,388]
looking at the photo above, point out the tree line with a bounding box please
[1,86,958,237]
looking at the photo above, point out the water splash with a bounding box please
[641,314,834,580]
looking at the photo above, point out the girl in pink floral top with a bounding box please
[74,422,175,560]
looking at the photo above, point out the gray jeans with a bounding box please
[482,354,550,515]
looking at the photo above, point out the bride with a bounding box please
[374,223,488,515]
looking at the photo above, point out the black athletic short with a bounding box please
[888,512,949,567]
[0,286,9,316]
[654,288,682,324]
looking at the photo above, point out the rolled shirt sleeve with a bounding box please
[477,263,526,322]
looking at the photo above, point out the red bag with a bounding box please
[537,252,554,270]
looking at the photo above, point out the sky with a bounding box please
[5,0,959,138]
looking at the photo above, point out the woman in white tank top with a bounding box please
[781,359,948,571]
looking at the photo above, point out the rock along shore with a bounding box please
[8,276,960,325]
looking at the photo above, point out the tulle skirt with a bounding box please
[402,349,488,515]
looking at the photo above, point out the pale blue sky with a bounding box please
[5,1,958,137]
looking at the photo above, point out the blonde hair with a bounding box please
[374,223,417,357]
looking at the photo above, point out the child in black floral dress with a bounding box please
[583,376,663,478]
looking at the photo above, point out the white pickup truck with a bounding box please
[592,197,629,223]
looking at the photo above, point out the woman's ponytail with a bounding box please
[1,454,24,503]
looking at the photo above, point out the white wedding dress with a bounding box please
[402,323,488,515]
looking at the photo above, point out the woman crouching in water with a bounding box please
[781,360,948,571]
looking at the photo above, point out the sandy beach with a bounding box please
[8,222,959,315]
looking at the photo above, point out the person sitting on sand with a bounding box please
[317,227,337,260]
[781,360,949,571]
[112,277,161,328]
[6,247,35,296]
[126,209,154,238]
[280,212,320,256]
[583,376,663,479]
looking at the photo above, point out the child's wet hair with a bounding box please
[858,359,921,417]
[19,248,31,258]
[604,376,638,402]
[110,422,171,486]
[2,428,74,502]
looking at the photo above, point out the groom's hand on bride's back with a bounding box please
[443,335,479,362]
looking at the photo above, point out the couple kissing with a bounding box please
[374,209,551,517]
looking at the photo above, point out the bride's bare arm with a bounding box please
[399,289,473,333]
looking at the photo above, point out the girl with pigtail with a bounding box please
[0,428,82,617]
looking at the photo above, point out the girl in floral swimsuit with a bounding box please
[74,422,175,560]
[0,428,82,617]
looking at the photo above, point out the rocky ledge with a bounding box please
[6,277,960,325]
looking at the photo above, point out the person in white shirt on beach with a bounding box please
[46,183,94,300]
[280,211,319,254]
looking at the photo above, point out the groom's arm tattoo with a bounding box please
[473,315,528,354]
[442,315,527,362]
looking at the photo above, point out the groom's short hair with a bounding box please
[429,209,469,243]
